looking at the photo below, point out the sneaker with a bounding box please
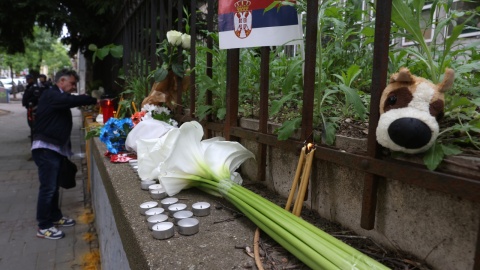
[53,217,76,227]
[37,227,65,240]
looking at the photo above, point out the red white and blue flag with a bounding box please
[218,0,302,49]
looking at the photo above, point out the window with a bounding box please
[447,0,480,38]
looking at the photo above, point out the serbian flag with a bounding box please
[218,0,303,49]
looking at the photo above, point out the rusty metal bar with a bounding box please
[189,0,197,117]
[224,49,240,141]
[257,46,270,182]
[205,0,214,139]
[300,0,318,142]
[176,0,184,115]
[150,0,157,71]
[229,127,480,202]
[475,218,480,269]
[140,4,145,77]
[360,0,393,230]
[168,0,173,31]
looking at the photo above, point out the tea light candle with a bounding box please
[148,184,163,191]
[147,214,169,230]
[141,180,156,190]
[192,202,211,217]
[139,201,158,215]
[168,203,187,217]
[150,189,167,200]
[173,210,193,225]
[177,218,199,236]
[160,197,178,209]
[128,159,137,164]
[152,222,174,240]
[144,207,165,220]
[132,165,138,170]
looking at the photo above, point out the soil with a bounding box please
[243,181,432,270]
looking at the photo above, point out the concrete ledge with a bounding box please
[89,138,257,270]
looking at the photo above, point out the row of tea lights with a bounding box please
[140,199,211,239]
[129,159,211,240]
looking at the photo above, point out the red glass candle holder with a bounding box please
[100,98,115,123]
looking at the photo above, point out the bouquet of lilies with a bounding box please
[99,117,134,154]
[136,121,389,269]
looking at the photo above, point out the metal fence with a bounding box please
[103,0,480,268]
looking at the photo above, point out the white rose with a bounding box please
[181,34,191,49]
[166,30,182,46]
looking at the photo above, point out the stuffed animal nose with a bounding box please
[388,117,432,149]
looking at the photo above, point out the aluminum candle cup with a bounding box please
[150,189,167,200]
[152,222,174,240]
[160,197,178,209]
[168,203,187,217]
[173,210,193,225]
[147,214,169,230]
[177,218,199,236]
[141,180,156,190]
[128,159,137,165]
[144,207,165,220]
[139,201,158,215]
[148,184,163,191]
[192,202,211,217]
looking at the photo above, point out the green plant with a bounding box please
[88,43,123,63]
[116,75,149,118]
[391,0,480,170]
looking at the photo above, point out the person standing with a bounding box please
[31,69,97,239]
[38,74,52,89]
[22,75,43,141]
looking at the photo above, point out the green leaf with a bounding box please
[195,105,212,121]
[323,121,337,145]
[96,47,110,60]
[276,118,301,141]
[172,63,185,78]
[338,85,367,120]
[154,68,169,82]
[423,143,444,171]
[216,108,226,120]
[441,144,462,156]
[88,44,98,51]
[109,45,123,58]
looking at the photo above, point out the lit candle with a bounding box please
[139,201,158,215]
[141,180,156,190]
[192,202,211,217]
[147,214,169,230]
[160,197,178,209]
[144,207,165,220]
[173,210,193,225]
[152,222,175,240]
[177,218,199,236]
[168,203,187,217]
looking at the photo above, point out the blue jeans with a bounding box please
[32,148,63,229]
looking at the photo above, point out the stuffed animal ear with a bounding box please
[389,67,413,83]
[437,68,455,93]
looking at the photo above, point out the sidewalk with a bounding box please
[0,99,98,269]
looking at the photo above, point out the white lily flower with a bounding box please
[156,121,254,196]
[136,127,180,180]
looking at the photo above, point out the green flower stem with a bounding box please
[198,181,333,269]
[229,183,389,270]
[192,177,389,269]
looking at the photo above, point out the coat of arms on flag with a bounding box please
[219,0,303,49]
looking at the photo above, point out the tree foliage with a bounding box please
[0,0,123,56]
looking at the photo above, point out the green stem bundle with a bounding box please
[190,177,390,270]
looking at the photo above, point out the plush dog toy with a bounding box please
[376,67,454,154]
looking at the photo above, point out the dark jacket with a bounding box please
[33,85,97,146]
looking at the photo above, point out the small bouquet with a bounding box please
[131,104,178,127]
[99,117,134,154]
